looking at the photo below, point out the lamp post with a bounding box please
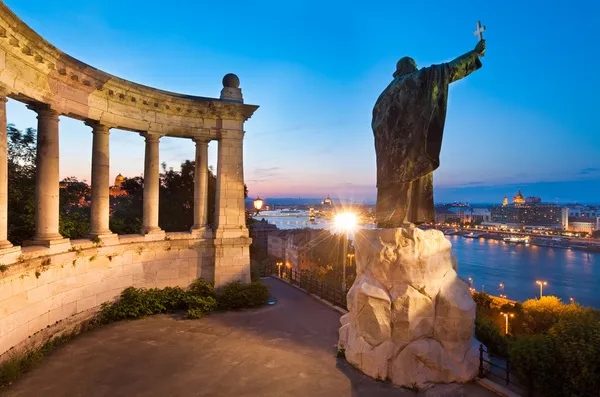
[499,282,504,295]
[468,277,474,290]
[276,261,283,278]
[501,312,515,335]
[253,196,264,216]
[536,280,548,298]
[334,212,357,292]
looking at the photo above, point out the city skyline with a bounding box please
[5,0,600,203]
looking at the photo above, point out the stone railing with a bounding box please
[0,3,259,361]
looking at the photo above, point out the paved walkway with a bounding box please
[4,278,497,397]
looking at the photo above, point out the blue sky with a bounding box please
[5,0,600,203]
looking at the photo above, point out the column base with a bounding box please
[190,225,213,238]
[24,237,70,248]
[214,226,249,239]
[0,245,21,262]
[141,226,164,235]
[0,240,13,250]
[88,232,119,245]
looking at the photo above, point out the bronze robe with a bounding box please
[372,50,482,227]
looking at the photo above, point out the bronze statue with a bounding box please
[372,39,486,228]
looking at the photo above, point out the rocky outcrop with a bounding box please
[338,227,478,387]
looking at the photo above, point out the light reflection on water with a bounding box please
[257,215,600,308]
[448,235,600,308]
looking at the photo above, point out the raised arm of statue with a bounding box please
[445,40,485,83]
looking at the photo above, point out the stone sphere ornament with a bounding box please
[222,73,240,88]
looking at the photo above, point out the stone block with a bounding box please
[76,296,97,313]
[28,312,50,335]
[0,292,28,318]
[48,302,77,326]
[26,284,50,304]
[0,313,15,337]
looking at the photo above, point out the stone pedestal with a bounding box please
[338,227,479,387]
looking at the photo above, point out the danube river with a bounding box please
[256,213,600,308]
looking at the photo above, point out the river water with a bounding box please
[256,213,600,308]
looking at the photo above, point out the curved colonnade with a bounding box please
[0,3,258,360]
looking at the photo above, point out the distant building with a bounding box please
[109,173,127,198]
[568,217,600,234]
[491,190,562,227]
[502,197,509,206]
[249,219,278,249]
[512,189,526,204]
[434,206,490,224]
[268,228,339,270]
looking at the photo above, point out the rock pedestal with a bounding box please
[338,227,479,387]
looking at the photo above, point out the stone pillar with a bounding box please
[190,138,211,236]
[88,122,114,239]
[214,130,251,286]
[0,96,12,249]
[141,132,162,234]
[27,104,68,246]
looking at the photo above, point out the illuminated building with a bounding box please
[502,197,508,206]
[109,173,128,198]
[491,190,562,227]
[512,189,525,204]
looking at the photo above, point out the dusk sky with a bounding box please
[5,0,600,204]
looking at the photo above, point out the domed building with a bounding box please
[109,174,128,198]
[512,189,525,204]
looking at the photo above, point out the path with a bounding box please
[3,278,497,397]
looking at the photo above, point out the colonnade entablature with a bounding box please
[0,2,258,288]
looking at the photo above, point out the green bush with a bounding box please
[475,317,509,357]
[185,296,218,319]
[509,309,600,396]
[100,279,269,323]
[188,278,216,298]
[217,281,269,310]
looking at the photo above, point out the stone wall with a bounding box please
[0,233,214,362]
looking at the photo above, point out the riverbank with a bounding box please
[429,225,600,253]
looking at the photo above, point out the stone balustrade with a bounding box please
[0,3,258,362]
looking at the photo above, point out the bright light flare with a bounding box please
[334,212,357,233]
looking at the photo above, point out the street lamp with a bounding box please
[468,277,474,290]
[334,212,357,292]
[276,262,283,278]
[570,297,575,304]
[499,282,504,295]
[501,312,515,335]
[536,280,548,298]
[253,196,264,216]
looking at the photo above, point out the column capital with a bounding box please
[85,120,111,133]
[0,84,12,100]
[216,129,245,141]
[192,137,211,145]
[27,103,60,119]
[140,132,163,142]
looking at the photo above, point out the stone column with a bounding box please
[27,104,67,245]
[0,96,12,249]
[214,130,251,286]
[215,132,247,238]
[87,122,113,238]
[141,132,162,234]
[191,138,211,236]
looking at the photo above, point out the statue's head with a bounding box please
[393,57,418,78]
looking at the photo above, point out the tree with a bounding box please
[59,176,91,239]
[7,124,36,245]
[109,161,217,234]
